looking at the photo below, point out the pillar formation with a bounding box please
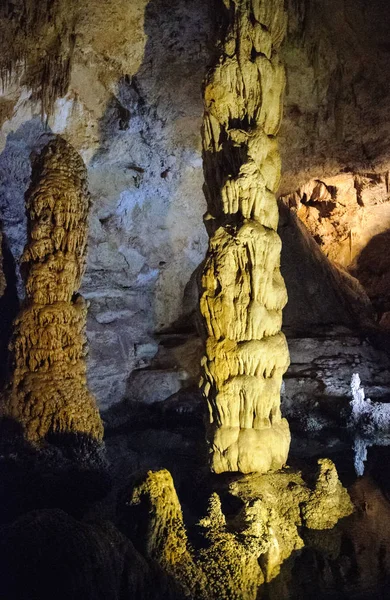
[0,137,103,443]
[200,0,290,473]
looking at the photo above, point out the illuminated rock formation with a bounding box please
[0,137,103,443]
[127,463,353,599]
[200,0,290,473]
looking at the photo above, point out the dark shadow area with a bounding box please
[0,507,171,600]
[278,202,375,332]
[0,226,18,388]
[351,229,390,317]
[0,418,110,524]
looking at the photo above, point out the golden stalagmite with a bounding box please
[200,0,290,473]
[127,464,353,600]
[0,137,103,443]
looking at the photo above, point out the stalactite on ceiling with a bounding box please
[0,136,103,443]
[199,0,290,474]
[0,0,77,118]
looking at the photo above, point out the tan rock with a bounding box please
[200,0,290,473]
[126,464,353,598]
[0,137,103,443]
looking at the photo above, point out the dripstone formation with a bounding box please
[200,0,290,473]
[0,137,103,444]
[126,462,353,600]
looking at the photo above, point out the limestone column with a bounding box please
[0,137,103,443]
[200,0,290,473]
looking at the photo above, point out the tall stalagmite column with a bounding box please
[200,0,290,473]
[0,137,103,443]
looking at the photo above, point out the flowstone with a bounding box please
[126,461,353,600]
[0,137,103,443]
[199,0,290,473]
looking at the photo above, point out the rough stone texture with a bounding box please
[278,202,375,331]
[199,0,290,474]
[0,137,103,443]
[282,328,390,434]
[280,0,390,193]
[281,172,390,318]
[0,0,212,409]
[125,463,353,599]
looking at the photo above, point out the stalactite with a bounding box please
[0,0,76,118]
[200,0,290,473]
[0,136,103,443]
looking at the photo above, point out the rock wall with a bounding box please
[281,172,390,322]
[0,0,213,408]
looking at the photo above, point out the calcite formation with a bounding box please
[200,0,290,473]
[127,462,353,600]
[0,137,103,443]
[0,0,77,117]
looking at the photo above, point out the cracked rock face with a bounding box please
[0,137,103,443]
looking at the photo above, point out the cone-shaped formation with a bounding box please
[0,137,103,443]
[200,0,290,473]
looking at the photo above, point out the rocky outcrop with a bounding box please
[278,202,374,331]
[0,0,77,118]
[126,464,353,599]
[0,137,103,443]
[280,171,390,320]
[281,328,390,436]
[199,0,290,474]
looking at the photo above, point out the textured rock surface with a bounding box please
[126,464,352,599]
[0,0,212,408]
[199,0,290,474]
[282,328,390,434]
[281,172,390,319]
[0,137,103,443]
[278,202,375,331]
[279,0,390,193]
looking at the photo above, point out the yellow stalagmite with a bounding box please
[0,137,103,443]
[200,0,290,473]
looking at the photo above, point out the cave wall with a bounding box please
[1,0,390,411]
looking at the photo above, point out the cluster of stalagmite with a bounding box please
[127,464,353,600]
[0,137,103,443]
[200,0,290,473]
